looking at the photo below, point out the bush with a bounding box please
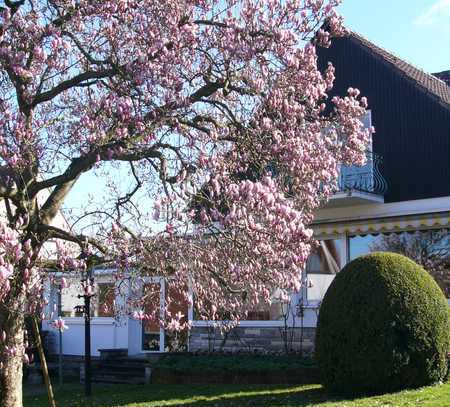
[151,352,320,384]
[316,252,450,395]
[154,352,316,374]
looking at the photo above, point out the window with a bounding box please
[165,285,189,352]
[57,277,116,318]
[306,239,343,274]
[96,283,115,317]
[192,290,287,322]
[142,282,162,351]
[245,299,285,321]
[348,234,377,261]
[305,239,343,303]
[241,288,293,321]
[348,229,450,297]
[349,229,450,261]
[58,279,84,318]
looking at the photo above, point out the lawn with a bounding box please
[24,381,450,407]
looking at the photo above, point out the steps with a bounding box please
[93,359,149,384]
[81,354,153,385]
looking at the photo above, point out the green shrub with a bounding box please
[316,252,450,395]
[154,353,316,374]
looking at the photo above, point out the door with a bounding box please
[140,278,189,352]
[141,278,165,352]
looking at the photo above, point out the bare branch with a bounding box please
[192,20,228,28]
[116,162,142,215]
[39,223,109,255]
[4,0,25,15]
[32,68,117,106]
[189,79,225,102]
[62,30,109,66]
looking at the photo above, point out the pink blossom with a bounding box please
[0,0,368,395]
[132,311,145,321]
[52,318,69,332]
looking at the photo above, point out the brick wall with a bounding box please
[189,326,316,354]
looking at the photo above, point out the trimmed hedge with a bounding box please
[316,252,450,395]
[151,353,319,384]
[154,353,316,373]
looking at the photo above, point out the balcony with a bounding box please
[326,152,388,208]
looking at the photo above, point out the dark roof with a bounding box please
[348,32,450,108]
[433,70,450,87]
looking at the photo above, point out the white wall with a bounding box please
[43,317,128,356]
[127,318,142,356]
[307,274,335,302]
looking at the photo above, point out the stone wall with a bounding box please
[189,326,316,354]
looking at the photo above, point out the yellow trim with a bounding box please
[313,215,449,237]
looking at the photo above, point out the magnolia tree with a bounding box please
[0,0,370,405]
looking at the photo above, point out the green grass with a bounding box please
[24,381,450,407]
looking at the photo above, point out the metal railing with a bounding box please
[338,152,388,195]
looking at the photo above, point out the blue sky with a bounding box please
[338,0,450,73]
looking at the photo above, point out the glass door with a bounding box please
[164,284,189,352]
[140,278,190,353]
[141,278,164,352]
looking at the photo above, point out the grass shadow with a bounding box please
[24,383,346,407]
[26,381,450,407]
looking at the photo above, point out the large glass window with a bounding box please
[305,239,343,303]
[58,279,84,317]
[306,239,343,274]
[96,283,115,317]
[245,295,286,321]
[235,288,287,321]
[348,229,449,297]
[57,277,116,318]
[165,285,189,352]
[306,274,336,302]
[192,289,287,322]
[142,282,162,351]
[349,234,377,261]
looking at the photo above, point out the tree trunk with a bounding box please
[0,311,24,407]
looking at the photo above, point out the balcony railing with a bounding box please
[338,152,388,195]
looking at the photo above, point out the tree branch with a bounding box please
[61,30,109,66]
[39,223,109,255]
[4,0,25,15]
[32,68,117,106]
[0,166,17,199]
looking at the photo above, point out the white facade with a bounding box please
[38,109,450,355]
[42,194,450,356]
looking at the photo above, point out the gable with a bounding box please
[317,34,450,203]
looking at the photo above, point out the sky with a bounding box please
[338,0,450,74]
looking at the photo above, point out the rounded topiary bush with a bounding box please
[316,252,449,395]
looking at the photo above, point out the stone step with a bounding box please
[80,357,151,385]
[92,363,148,371]
[91,374,146,385]
[93,368,145,377]
[93,362,149,371]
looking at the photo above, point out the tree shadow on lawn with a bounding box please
[25,383,350,407]
[171,384,342,407]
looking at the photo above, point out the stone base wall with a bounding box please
[189,326,316,354]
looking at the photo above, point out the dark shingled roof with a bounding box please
[433,70,450,87]
[348,32,450,108]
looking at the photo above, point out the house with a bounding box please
[43,30,450,356]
